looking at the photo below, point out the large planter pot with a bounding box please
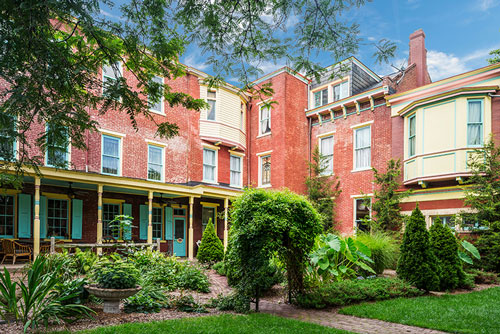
[85,285,141,314]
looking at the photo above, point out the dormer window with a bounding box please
[314,89,328,107]
[333,81,349,101]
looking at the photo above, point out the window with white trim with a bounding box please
[230,155,242,187]
[408,115,416,157]
[102,62,122,98]
[207,91,216,120]
[148,145,163,181]
[432,216,455,231]
[102,135,121,175]
[354,126,371,170]
[259,105,271,135]
[320,136,334,175]
[203,148,217,182]
[354,198,371,232]
[314,89,328,107]
[333,81,349,101]
[467,99,483,147]
[0,195,14,238]
[47,198,69,239]
[149,76,164,114]
[260,155,271,186]
[46,124,69,167]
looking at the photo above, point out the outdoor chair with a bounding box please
[1,239,32,264]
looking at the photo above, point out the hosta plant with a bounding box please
[308,233,375,283]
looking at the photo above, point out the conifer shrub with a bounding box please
[197,219,224,264]
[397,205,441,291]
[475,221,500,273]
[430,218,467,290]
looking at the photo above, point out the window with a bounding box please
[47,199,69,239]
[432,216,455,231]
[259,105,271,135]
[102,135,121,175]
[230,155,242,187]
[467,100,483,146]
[260,155,271,186]
[152,207,162,239]
[314,89,328,107]
[320,136,334,175]
[0,195,14,238]
[354,126,371,170]
[46,124,69,167]
[202,206,216,233]
[408,115,416,157]
[354,198,371,232]
[333,81,349,101]
[102,62,122,97]
[461,215,488,231]
[0,118,15,161]
[203,148,217,182]
[148,145,163,181]
[103,203,120,238]
[149,76,164,114]
[207,91,216,120]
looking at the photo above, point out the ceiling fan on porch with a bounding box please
[66,182,86,199]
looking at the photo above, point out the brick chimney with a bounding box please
[408,29,431,86]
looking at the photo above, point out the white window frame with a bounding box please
[45,124,70,168]
[147,144,164,182]
[101,134,122,176]
[353,125,372,171]
[353,197,372,232]
[319,135,334,175]
[259,105,271,136]
[203,147,218,183]
[408,114,416,157]
[333,80,349,101]
[149,75,165,115]
[258,153,272,188]
[229,155,243,188]
[467,99,484,147]
[206,90,217,121]
[102,61,122,97]
[313,88,328,107]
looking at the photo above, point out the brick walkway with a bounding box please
[258,301,448,334]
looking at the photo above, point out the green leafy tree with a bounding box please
[371,159,410,232]
[0,0,396,187]
[197,219,224,264]
[225,188,322,310]
[305,146,341,230]
[397,205,440,291]
[463,137,500,228]
[429,218,466,291]
[488,49,500,64]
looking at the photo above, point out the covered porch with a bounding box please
[0,167,239,260]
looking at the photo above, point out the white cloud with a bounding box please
[478,0,499,11]
[183,53,209,71]
[367,36,376,42]
[100,9,124,21]
[427,50,468,81]
[285,14,299,29]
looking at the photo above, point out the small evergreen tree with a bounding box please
[371,159,410,231]
[475,221,500,273]
[305,146,341,230]
[430,218,466,291]
[197,219,224,264]
[397,205,440,291]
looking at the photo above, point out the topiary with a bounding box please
[397,205,441,291]
[197,219,224,264]
[430,218,467,291]
[475,221,500,273]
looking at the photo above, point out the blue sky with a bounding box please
[103,0,500,84]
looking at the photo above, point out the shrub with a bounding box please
[212,261,226,276]
[354,231,399,275]
[296,277,423,309]
[207,293,250,313]
[55,277,89,305]
[173,294,207,313]
[197,219,224,264]
[128,249,168,270]
[475,221,500,273]
[124,285,170,314]
[91,258,139,289]
[397,205,441,291]
[430,218,467,291]
[73,249,98,274]
[466,269,500,284]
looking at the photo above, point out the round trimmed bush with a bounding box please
[197,219,224,264]
[92,258,139,289]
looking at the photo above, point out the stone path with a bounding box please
[258,300,449,334]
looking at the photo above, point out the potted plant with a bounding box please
[85,258,141,313]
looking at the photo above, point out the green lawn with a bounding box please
[340,287,500,334]
[65,313,354,334]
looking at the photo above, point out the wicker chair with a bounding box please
[1,239,32,264]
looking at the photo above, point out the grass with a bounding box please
[340,287,500,334]
[61,313,354,334]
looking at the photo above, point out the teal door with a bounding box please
[173,217,186,257]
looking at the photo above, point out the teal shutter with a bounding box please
[71,199,83,239]
[139,205,148,240]
[18,194,31,238]
[123,203,132,240]
[165,206,173,240]
[39,196,47,239]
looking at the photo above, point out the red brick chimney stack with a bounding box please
[408,29,431,86]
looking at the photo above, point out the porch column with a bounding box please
[223,197,229,251]
[97,184,103,255]
[33,177,41,260]
[188,196,194,260]
[147,191,153,245]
